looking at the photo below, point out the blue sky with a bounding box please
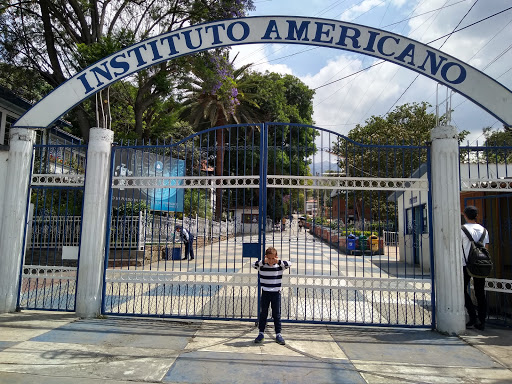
[231,0,512,144]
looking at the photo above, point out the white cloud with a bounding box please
[245,0,512,138]
[231,44,294,75]
[340,0,385,22]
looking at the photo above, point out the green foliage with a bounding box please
[0,63,52,103]
[76,32,135,67]
[184,189,212,219]
[30,189,84,216]
[331,102,437,222]
[112,201,149,215]
[482,125,512,163]
[0,0,256,139]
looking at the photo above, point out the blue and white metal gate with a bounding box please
[19,143,87,311]
[103,123,433,327]
[460,142,512,327]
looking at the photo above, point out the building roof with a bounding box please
[0,85,72,128]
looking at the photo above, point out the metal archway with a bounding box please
[13,15,512,129]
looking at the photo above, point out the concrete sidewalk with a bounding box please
[0,311,510,384]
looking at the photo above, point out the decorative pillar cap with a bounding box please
[431,125,458,140]
[89,128,114,143]
[9,128,36,142]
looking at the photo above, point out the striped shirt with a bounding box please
[253,260,291,292]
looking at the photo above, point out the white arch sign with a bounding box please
[14,16,512,128]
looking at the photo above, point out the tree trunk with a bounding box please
[75,108,91,142]
[215,127,225,221]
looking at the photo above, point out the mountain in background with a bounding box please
[308,161,342,175]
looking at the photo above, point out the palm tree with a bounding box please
[180,51,261,220]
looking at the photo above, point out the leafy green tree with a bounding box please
[332,102,439,225]
[242,71,317,222]
[180,50,261,219]
[184,189,212,219]
[482,125,512,163]
[0,0,255,140]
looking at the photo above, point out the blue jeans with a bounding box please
[258,290,281,334]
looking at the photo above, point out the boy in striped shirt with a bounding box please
[253,246,291,345]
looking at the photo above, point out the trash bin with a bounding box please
[347,234,356,251]
[164,247,182,260]
[370,234,379,252]
[358,235,368,252]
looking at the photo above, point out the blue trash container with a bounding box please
[347,234,356,251]
[164,247,182,260]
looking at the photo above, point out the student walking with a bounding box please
[461,205,489,330]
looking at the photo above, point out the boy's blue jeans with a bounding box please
[258,290,281,334]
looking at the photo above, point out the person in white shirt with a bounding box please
[461,205,489,330]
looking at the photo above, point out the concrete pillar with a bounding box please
[0,129,35,313]
[76,128,113,318]
[0,145,9,232]
[430,125,465,334]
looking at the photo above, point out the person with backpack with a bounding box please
[461,205,490,331]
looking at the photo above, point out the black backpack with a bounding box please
[462,226,493,278]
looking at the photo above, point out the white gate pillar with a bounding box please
[0,129,35,313]
[430,125,465,334]
[76,128,113,318]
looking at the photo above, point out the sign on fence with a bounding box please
[113,149,185,212]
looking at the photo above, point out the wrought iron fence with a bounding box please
[460,141,512,326]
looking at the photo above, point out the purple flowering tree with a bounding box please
[181,50,260,219]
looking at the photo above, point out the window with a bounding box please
[4,114,16,146]
[242,213,258,223]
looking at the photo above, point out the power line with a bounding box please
[385,0,480,114]
[382,0,467,29]
[311,4,512,91]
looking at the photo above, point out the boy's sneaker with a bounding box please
[276,334,285,345]
[254,333,264,343]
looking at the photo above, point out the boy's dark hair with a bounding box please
[265,246,277,255]
[464,205,478,220]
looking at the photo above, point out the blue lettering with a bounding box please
[110,53,130,77]
[182,28,203,50]
[147,40,163,61]
[90,62,113,87]
[377,35,400,57]
[285,20,310,41]
[160,34,181,56]
[127,45,148,67]
[441,62,466,84]
[77,73,94,94]
[335,26,361,48]
[418,50,447,74]
[394,43,416,66]
[205,24,226,45]
[262,20,282,40]
[313,22,335,44]
[227,21,250,42]
[363,31,380,53]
